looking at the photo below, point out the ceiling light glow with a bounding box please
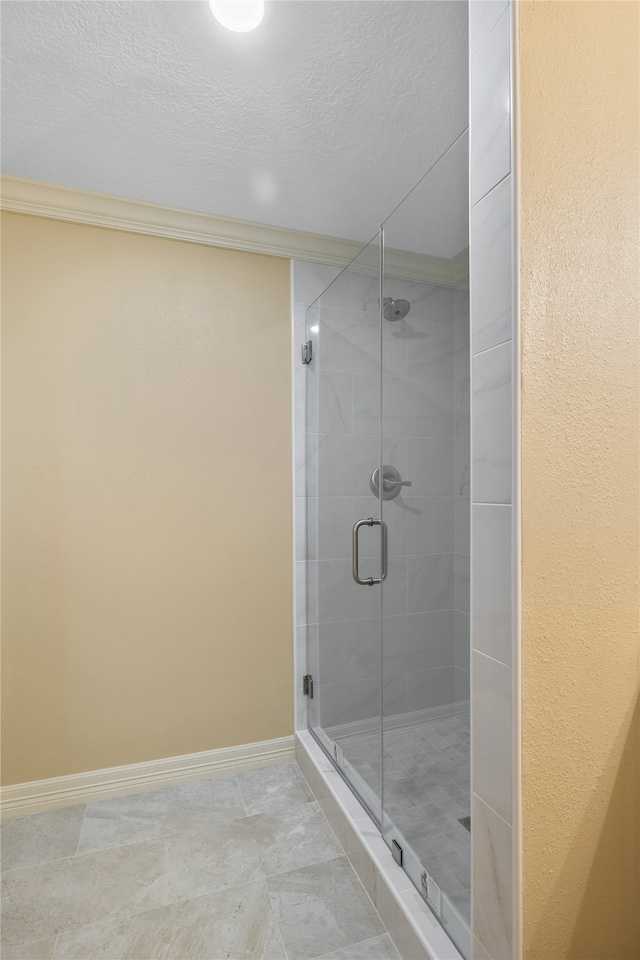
[209,0,264,32]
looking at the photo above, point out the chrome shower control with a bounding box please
[370,465,412,500]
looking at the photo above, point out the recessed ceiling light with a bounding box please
[209,0,265,33]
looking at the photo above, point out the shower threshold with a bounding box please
[317,712,472,926]
[296,728,469,960]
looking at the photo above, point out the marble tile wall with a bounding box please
[293,260,462,735]
[468,2,516,959]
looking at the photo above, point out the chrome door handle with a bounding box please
[352,518,388,586]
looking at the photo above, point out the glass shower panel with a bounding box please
[304,234,384,824]
[380,131,471,956]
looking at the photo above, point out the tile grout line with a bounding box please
[5,821,229,873]
[470,168,511,210]
[310,932,400,960]
[235,773,250,818]
[163,834,169,906]
[4,803,253,875]
[471,335,513,360]
[157,873,292,912]
[34,876,292,954]
[77,821,234,858]
[264,878,290,960]
[308,802,389,937]
[3,837,101,877]
[264,851,345,883]
[73,804,87,858]
[0,934,59,955]
[471,648,512,670]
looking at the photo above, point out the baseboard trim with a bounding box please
[0,735,295,818]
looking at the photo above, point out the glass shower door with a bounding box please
[303,131,471,960]
[379,133,471,958]
[304,234,385,824]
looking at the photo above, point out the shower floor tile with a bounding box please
[332,713,471,924]
[1,764,399,960]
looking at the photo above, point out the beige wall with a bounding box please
[1,212,293,785]
[519,3,639,958]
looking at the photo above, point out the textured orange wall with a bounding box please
[1,212,293,784]
[519,3,640,958]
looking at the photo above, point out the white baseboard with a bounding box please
[0,735,295,818]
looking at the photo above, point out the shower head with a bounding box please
[383,297,410,322]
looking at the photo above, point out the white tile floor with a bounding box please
[333,714,471,923]
[1,764,401,960]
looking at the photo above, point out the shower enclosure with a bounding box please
[301,132,470,956]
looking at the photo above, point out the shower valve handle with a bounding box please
[370,465,411,500]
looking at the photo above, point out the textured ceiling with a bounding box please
[1,1,468,255]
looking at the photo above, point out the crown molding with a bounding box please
[0,175,362,265]
[0,175,467,286]
[347,242,467,287]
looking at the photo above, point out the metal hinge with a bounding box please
[391,839,403,866]
[303,674,314,698]
[421,870,442,917]
[301,340,312,364]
